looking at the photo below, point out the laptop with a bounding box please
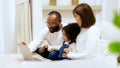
[18,44,48,61]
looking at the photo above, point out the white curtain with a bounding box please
[15,0,32,52]
[0,0,15,54]
[0,0,5,54]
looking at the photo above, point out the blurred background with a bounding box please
[0,0,120,54]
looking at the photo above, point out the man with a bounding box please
[22,11,63,58]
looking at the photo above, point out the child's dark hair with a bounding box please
[62,23,81,44]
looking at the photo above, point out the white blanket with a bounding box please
[0,54,117,68]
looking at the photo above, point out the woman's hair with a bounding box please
[62,23,81,44]
[73,3,96,28]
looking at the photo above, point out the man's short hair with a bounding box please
[48,11,62,19]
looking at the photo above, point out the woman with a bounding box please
[64,3,101,59]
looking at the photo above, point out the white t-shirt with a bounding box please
[28,27,63,52]
[67,25,101,59]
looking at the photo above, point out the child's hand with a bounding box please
[62,53,68,58]
[49,48,56,52]
[64,48,69,53]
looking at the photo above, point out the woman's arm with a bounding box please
[67,26,101,59]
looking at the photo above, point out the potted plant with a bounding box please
[108,11,120,62]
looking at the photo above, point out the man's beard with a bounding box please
[50,25,60,33]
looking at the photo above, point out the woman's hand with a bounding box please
[64,48,69,54]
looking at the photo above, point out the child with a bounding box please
[48,23,81,60]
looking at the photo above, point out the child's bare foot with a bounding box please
[21,42,27,45]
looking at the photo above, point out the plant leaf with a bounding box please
[113,11,120,29]
[108,41,120,54]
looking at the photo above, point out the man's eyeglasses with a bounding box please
[47,22,58,27]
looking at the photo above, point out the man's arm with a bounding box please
[28,28,49,52]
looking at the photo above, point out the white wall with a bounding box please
[102,0,119,21]
[42,0,102,25]
[99,0,120,41]
[119,0,120,12]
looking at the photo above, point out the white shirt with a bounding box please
[67,25,101,59]
[28,27,63,52]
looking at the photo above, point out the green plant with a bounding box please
[113,11,120,29]
[108,11,120,54]
[109,41,120,54]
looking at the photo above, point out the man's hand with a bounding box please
[62,53,68,58]
[64,48,69,54]
[39,46,46,55]
[38,45,48,56]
